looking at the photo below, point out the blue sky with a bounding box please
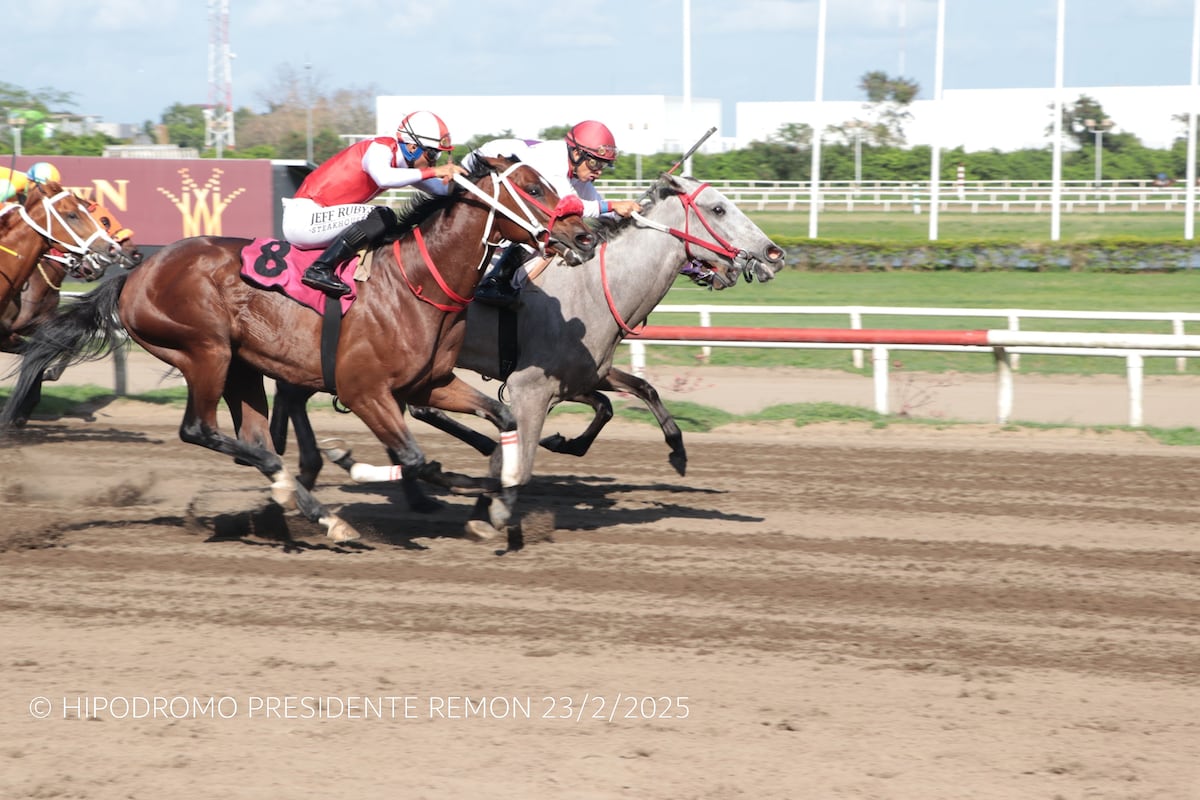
[14,0,1199,130]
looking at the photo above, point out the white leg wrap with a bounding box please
[500,430,520,488]
[348,462,405,484]
[270,470,297,509]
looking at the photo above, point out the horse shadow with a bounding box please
[329,471,763,552]
[0,423,163,446]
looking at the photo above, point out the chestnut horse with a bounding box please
[2,204,143,424]
[0,156,595,542]
[0,179,119,313]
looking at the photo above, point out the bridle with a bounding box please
[0,187,118,259]
[631,182,742,264]
[451,163,580,258]
[600,182,751,335]
[396,163,583,313]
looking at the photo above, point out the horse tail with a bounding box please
[0,274,129,429]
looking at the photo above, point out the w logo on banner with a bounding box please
[156,168,248,237]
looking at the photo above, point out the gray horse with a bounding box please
[275,172,784,541]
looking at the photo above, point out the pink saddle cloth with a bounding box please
[239,238,357,314]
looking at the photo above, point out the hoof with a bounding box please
[323,515,359,542]
[464,519,500,541]
[669,452,688,477]
[319,438,352,464]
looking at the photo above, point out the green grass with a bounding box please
[7,383,1198,447]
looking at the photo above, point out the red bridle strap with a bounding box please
[670,183,741,261]
[508,184,583,242]
[392,228,474,313]
[598,241,643,337]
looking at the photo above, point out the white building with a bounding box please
[736,86,1194,152]
[375,95,727,154]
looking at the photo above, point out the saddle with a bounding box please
[239,238,370,394]
[239,238,361,315]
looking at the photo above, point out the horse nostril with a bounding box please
[766,246,784,262]
[577,232,595,249]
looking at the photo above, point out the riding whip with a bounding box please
[637,126,718,205]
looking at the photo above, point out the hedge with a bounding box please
[776,238,1200,272]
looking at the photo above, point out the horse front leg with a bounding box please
[417,377,520,541]
[342,386,501,497]
[601,367,687,476]
[466,379,554,547]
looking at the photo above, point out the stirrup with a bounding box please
[475,287,518,308]
[302,267,351,297]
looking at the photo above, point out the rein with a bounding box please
[395,163,578,313]
[36,259,64,290]
[392,228,475,313]
[598,241,643,337]
[630,182,741,262]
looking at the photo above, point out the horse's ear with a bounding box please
[655,172,688,198]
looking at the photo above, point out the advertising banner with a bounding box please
[7,156,291,246]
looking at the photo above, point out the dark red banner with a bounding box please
[7,156,284,246]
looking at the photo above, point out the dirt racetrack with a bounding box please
[1,383,1199,798]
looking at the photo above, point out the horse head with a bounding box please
[645,173,785,290]
[22,180,121,269]
[464,155,596,266]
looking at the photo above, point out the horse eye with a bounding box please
[527,184,543,197]
[712,205,725,216]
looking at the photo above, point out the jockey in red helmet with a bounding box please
[283,110,466,297]
[469,120,641,306]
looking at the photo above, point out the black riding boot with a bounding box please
[302,237,357,297]
[302,207,398,298]
[475,245,527,307]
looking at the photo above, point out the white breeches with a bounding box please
[280,197,377,249]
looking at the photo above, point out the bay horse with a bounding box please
[0,156,595,542]
[273,172,784,541]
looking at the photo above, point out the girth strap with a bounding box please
[320,294,341,394]
[498,306,519,380]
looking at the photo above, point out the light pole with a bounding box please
[844,120,866,184]
[305,62,314,165]
[1084,117,1113,188]
[7,111,26,157]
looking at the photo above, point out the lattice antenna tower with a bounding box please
[204,0,235,155]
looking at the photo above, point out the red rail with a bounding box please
[631,325,993,347]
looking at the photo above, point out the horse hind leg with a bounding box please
[185,368,357,543]
[269,380,324,490]
[538,391,613,457]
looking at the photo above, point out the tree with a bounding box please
[858,70,919,145]
[161,103,207,150]
[539,124,571,141]
[1049,94,1111,149]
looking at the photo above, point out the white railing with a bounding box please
[382,179,1197,213]
[622,305,1200,427]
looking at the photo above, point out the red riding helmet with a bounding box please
[565,120,618,162]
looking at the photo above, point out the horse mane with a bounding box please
[0,179,57,238]
[388,156,503,238]
[591,173,684,243]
